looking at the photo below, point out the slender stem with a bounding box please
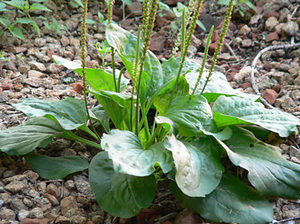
[200,0,234,95]
[174,0,204,87]
[135,0,158,135]
[191,25,214,95]
[117,67,125,92]
[107,0,117,92]
[111,49,118,91]
[62,131,102,150]
[79,125,99,141]
[141,103,150,140]
[81,0,100,142]
[172,0,196,56]
[147,125,161,148]
[131,26,141,132]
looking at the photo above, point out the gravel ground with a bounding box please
[0,0,300,223]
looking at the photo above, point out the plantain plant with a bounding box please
[0,0,299,223]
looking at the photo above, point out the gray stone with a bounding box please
[4,181,26,194]
[70,38,80,48]
[60,196,78,215]
[2,170,15,178]
[29,61,46,72]
[241,39,252,47]
[3,174,26,184]
[294,75,300,86]
[46,183,59,199]
[0,199,3,208]
[265,16,279,31]
[74,175,95,200]
[64,180,75,191]
[24,77,43,87]
[18,64,30,74]
[61,35,70,46]
[239,25,251,35]
[0,93,8,103]
[28,70,45,78]
[282,21,299,36]
[25,170,39,183]
[23,198,34,208]
[55,216,71,224]
[45,193,59,206]
[34,38,46,47]
[0,208,16,220]
[10,198,27,210]
[14,47,27,54]
[291,90,300,101]
[18,209,29,221]
[279,63,290,72]
[47,63,62,74]
[28,207,43,218]
[0,193,11,205]
[70,215,87,224]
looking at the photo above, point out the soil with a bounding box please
[0,0,300,223]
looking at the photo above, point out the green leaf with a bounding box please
[4,0,25,10]
[26,153,89,179]
[16,18,40,36]
[196,20,206,32]
[73,0,83,7]
[171,172,273,224]
[29,3,52,12]
[0,17,10,27]
[101,129,173,176]
[0,3,10,12]
[13,98,88,130]
[164,135,224,197]
[89,152,156,218]
[90,90,133,130]
[105,24,163,103]
[78,68,129,92]
[217,127,300,199]
[0,117,64,156]
[15,17,32,24]
[213,95,300,137]
[52,56,129,92]
[9,27,25,40]
[161,95,216,137]
[90,105,110,132]
[185,67,259,102]
[153,76,189,115]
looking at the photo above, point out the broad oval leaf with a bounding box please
[82,68,129,92]
[90,105,110,132]
[212,95,300,137]
[101,129,173,176]
[185,67,258,102]
[13,97,87,130]
[217,126,300,199]
[106,24,163,103]
[52,55,129,92]
[171,172,273,224]
[89,152,156,218]
[0,117,64,155]
[164,135,224,197]
[26,153,89,179]
[161,95,216,136]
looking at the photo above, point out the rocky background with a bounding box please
[0,0,299,223]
